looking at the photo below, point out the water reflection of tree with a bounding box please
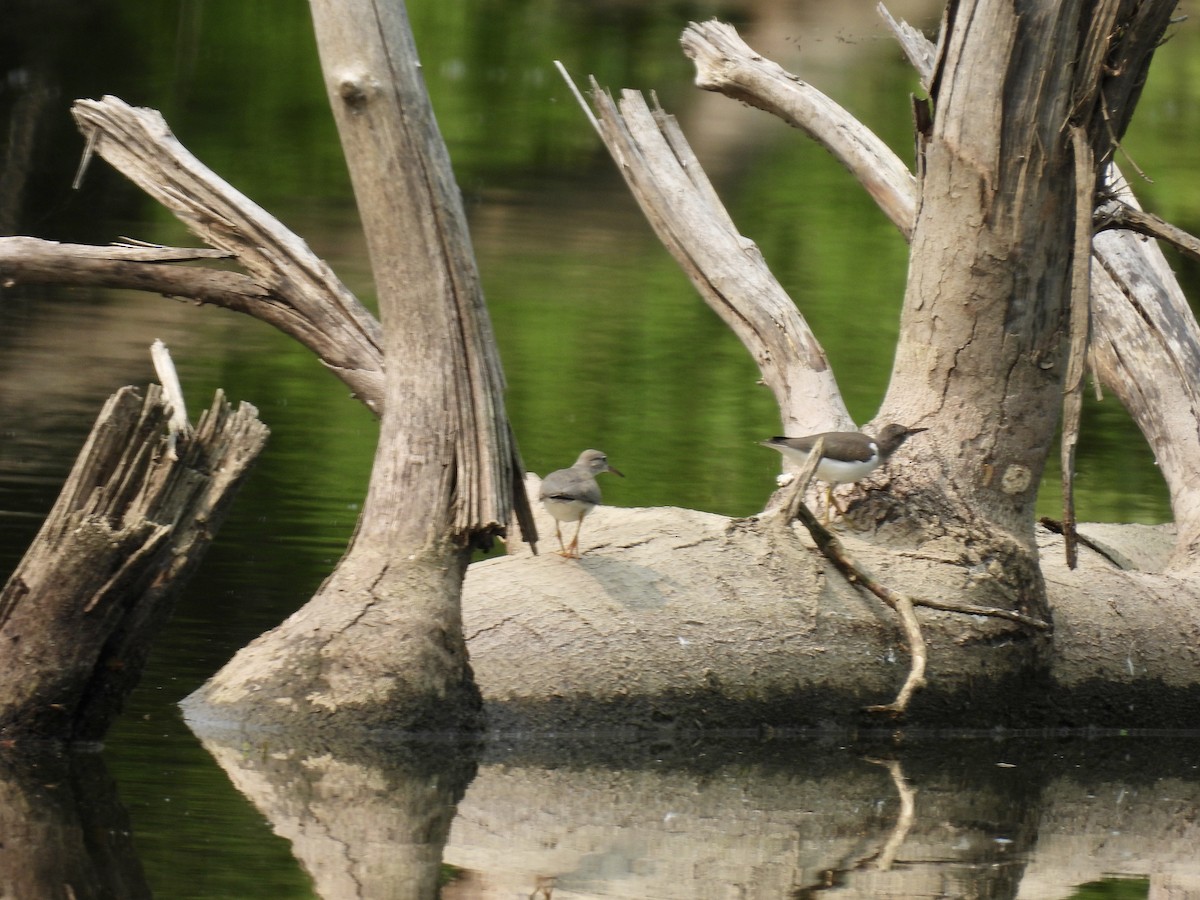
[0,746,151,899]
[194,730,479,900]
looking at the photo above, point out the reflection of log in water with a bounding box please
[1017,771,1200,899]
[182,730,1200,898]
[0,746,151,899]
[441,741,1044,899]
[190,727,479,900]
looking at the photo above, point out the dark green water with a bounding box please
[3,1,1199,896]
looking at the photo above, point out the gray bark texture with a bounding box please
[184,0,531,732]
[457,1,1199,730]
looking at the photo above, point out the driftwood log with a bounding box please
[4,0,1200,736]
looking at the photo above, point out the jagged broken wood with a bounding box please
[0,375,268,742]
[1061,125,1096,569]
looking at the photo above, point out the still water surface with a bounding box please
[3,1,1200,897]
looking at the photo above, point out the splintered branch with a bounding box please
[0,236,264,304]
[595,79,849,433]
[558,66,851,436]
[1095,199,1200,263]
[0,346,268,741]
[1061,125,1095,569]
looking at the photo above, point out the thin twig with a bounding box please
[1061,124,1094,569]
[786,500,927,715]
[783,493,1051,714]
[553,60,601,137]
[1095,198,1200,263]
[1040,516,1126,569]
[907,595,1051,631]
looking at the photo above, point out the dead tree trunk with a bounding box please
[183,0,531,732]
[0,385,267,742]
[877,0,1174,561]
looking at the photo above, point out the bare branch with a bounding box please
[1096,199,1200,264]
[877,4,935,92]
[0,235,271,308]
[681,20,917,239]
[588,84,851,435]
[725,12,1200,569]
[70,96,386,413]
[1061,125,1095,570]
[786,500,927,715]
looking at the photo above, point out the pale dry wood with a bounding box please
[1061,126,1095,569]
[586,83,852,436]
[876,3,935,93]
[1091,219,1200,571]
[71,97,387,413]
[150,339,191,445]
[453,6,1196,732]
[0,384,267,741]
[307,0,526,546]
[189,0,535,732]
[682,20,918,240]
[706,6,1200,567]
[0,235,271,307]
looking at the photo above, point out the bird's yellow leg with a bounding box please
[554,522,569,556]
[567,520,585,558]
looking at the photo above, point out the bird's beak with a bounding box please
[609,465,625,478]
[910,427,930,435]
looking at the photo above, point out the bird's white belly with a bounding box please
[815,456,882,484]
[542,496,593,523]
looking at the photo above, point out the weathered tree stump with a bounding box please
[0,383,267,742]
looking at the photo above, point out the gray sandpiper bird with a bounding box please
[760,424,926,519]
[538,449,624,558]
